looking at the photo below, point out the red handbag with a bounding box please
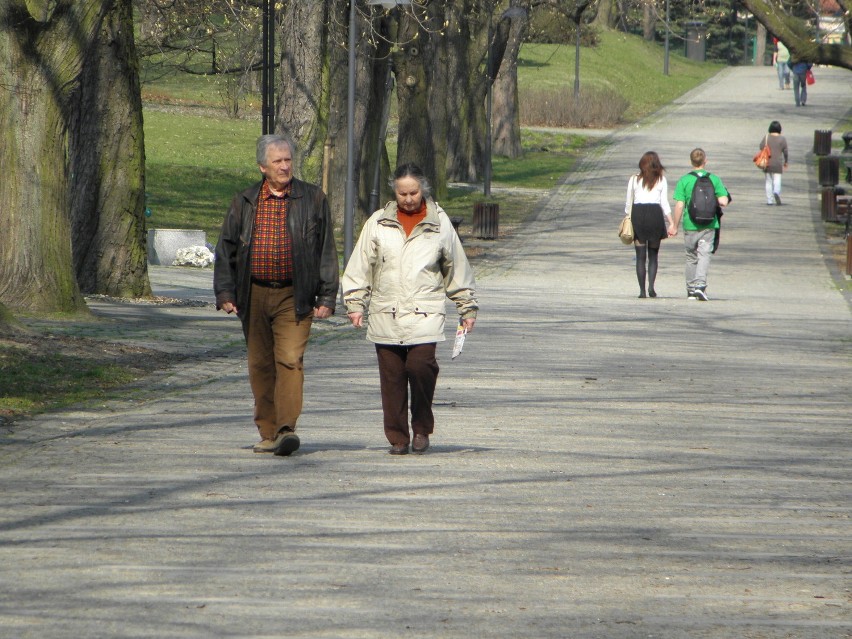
[806,69,815,85]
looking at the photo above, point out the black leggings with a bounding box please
[635,241,660,295]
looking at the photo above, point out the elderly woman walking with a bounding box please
[342,163,478,455]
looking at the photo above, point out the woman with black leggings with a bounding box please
[624,151,674,298]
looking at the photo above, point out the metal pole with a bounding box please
[343,0,357,266]
[484,12,493,198]
[268,0,275,131]
[664,0,670,76]
[261,0,269,134]
[574,23,581,99]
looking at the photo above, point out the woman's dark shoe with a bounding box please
[649,289,657,298]
[638,291,646,298]
[389,443,409,455]
[412,433,430,453]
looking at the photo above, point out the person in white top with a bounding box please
[624,151,675,298]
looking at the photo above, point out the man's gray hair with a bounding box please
[256,134,296,166]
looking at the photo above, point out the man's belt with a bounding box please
[252,278,293,288]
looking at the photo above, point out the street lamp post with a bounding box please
[261,0,275,134]
[484,8,493,198]
[664,0,670,76]
[343,0,358,265]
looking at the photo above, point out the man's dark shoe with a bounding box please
[389,443,409,455]
[773,193,782,206]
[273,430,300,456]
[412,433,430,454]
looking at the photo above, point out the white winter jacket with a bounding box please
[342,199,478,346]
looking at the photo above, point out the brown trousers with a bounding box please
[375,343,439,446]
[246,284,312,440]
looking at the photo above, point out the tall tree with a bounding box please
[70,0,150,297]
[393,6,439,191]
[394,0,516,188]
[1,2,91,313]
[276,0,383,227]
[278,0,331,185]
[0,0,148,315]
[492,3,530,158]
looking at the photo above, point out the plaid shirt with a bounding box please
[250,180,293,281]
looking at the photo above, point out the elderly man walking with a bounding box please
[214,134,339,456]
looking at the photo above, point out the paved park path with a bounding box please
[2,67,851,638]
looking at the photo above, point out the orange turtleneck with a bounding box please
[397,200,427,237]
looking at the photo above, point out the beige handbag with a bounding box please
[619,175,635,244]
[618,215,634,244]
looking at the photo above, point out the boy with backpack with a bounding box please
[671,148,730,301]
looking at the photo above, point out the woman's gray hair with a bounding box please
[389,162,432,200]
[256,134,296,166]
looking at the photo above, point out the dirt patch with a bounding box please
[0,333,181,370]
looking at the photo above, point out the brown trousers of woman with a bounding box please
[375,343,439,446]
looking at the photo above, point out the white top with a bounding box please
[625,174,672,217]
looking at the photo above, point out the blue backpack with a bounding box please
[688,171,719,225]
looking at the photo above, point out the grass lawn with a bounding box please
[518,31,722,122]
[144,108,259,246]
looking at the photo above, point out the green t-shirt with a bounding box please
[673,170,728,231]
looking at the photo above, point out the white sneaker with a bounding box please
[693,289,709,301]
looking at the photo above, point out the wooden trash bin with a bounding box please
[847,234,852,277]
[472,202,499,239]
[818,156,840,186]
[821,187,837,222]
[814,130,832,156]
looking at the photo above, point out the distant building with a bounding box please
[819,0,849,44]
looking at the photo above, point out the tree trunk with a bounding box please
[278,1,378,228]
[394,10,438,192]
[439,1,484,185]
[755,22,767,66]
[643,0,656,40]
[493,4,529,159]
[592,0,616,28]
[70,0,150,297]
[278,0,329,186]
[0,1,96,313]
[360,20,396,216]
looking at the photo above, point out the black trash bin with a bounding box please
[684,22,707,62]
[818,156,840,186]
[472,202,499,239]
[814,130,832,156]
